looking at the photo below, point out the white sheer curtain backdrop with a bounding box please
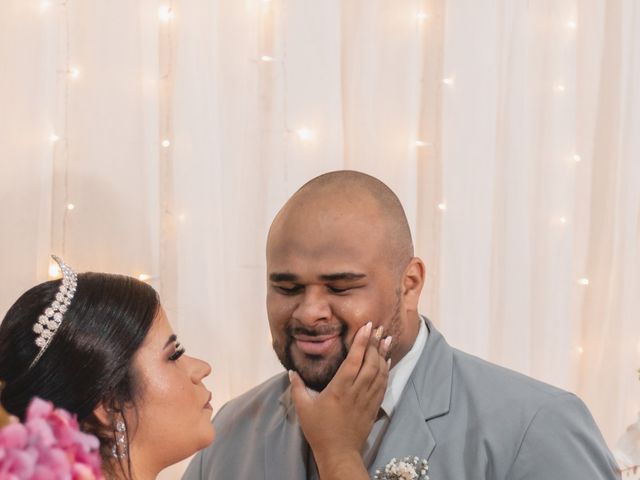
[1,1,639,477]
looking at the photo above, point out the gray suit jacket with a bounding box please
[184,318,620,479]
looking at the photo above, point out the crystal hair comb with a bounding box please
[30,255,77,369]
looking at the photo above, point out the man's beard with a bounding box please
[272,290,403,391]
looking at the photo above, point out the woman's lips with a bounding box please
[293,334,340,356]
[203,392,213,410]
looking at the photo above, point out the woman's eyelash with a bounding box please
[169,342,185,361]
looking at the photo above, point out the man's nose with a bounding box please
[292,287,331,325]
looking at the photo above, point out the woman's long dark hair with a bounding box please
[0,272,159,470]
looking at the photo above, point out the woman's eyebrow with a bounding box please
[163,334,178,349]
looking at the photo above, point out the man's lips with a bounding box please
[293,334,340,356]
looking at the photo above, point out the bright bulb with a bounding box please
[40,0,52,11]
[66,203,75,211]
[437,202,447,211]
[578,278,590,286]
[576,346,584,354]
[566,20,577,29]
[48,262,61,279]
[415,140,428,147]
[573,154,582,163]
[260,55,274,62]
[49,134,60,143]
[442,77,455,86]
[296,128,314,141]
[138,273,152,282]
[554,84,566,93]
[559,216,567,224]
[417,12,429,22]
[69,67,80,79]
[161,139,171,148]
[158,6,173,22]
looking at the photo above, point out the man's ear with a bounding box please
[402,257,425,312]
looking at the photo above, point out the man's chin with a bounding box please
[292,357,341,391]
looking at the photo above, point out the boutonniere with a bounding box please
[374,456,430,480]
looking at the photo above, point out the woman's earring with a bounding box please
[111,418,128,459]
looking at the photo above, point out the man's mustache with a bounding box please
[288,324,345,337]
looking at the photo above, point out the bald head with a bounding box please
[268,170,414,273]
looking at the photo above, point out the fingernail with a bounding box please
[383,336,392,348]
[364,321,373,336]
[288,370,294,382]
[374,326,384,341]
[387,358,392,368]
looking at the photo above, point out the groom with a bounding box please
[184,170,619,479]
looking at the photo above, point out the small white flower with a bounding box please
[373,456,429,480]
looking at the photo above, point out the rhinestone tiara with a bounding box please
[29,255,77,369]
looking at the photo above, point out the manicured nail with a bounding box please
[374,326,384,341]
[288,370,294,382]
[383,336,392,349]
[364,321,373,336]
[387,358,392,368]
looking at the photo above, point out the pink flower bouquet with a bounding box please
[0,397,103,479]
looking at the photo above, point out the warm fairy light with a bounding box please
[178,213,187,223]
[40,0,52,12]
[296,128,314,141]
[576,346,584,354]
[416,12,429,22]
[49,134,60,143]
[69,67,80,79]
[566,20,577,29]
[260,55,274,62]
[437,202,447,211]
[66,203,75,211]
[415,140,429,147]
[161,139,171,148]
[138,273,152,282]
[158,6,173,22]
[48,261,61,279]
[559,216,567,224]
[554,84,566,93]
[442,77,455,86]
[578,278,590,286]
[573,154,582,163]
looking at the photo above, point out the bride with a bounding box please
[0,256,388,479]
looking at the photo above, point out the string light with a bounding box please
[559,216,567,224]
[566,20,577,29]
[554,84,566,93]
[414,140,430,147]
[68,67,80,79]
[138,273,152,282]
[260,55,274,62]
[576,346,584,354]
[442,77,455,87]
[178,213,187,223]
[48,260,61,279]
[40,0,52,12]
[437,202,447,211]
[416,12,429,22]
[49,134,60,143]
[161,139,171,148]
[66,203,75,211]
[578,278,590,286]
[158,6,173,22]
[573,154,582,163]
[296,128,314,142]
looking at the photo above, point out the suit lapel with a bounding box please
[264,387,310,479]
[369,318,453,474]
